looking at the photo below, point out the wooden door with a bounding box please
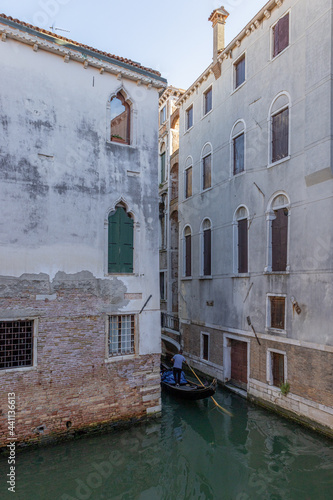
[230,340,248,389]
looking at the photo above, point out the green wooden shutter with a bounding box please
[108,207,133,273]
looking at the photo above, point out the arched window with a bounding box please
[231,120,245,176]
[184,156,193,199]
[108,205,133,273]
[269,93,290,164]
[233,206,249,274]
[183,226,192,277]
[201,219,212,276]
[265,193,290,272]
[201,143,212,191]
[110,91,131,144]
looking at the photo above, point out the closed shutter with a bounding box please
[273,13,289,57]
[108,207,133,273]
[271,296,285,329]
[160,153,166,182]
[238,218,248,273]
[279,14,289,53]
[203,228,211,276]
[272,352,284,386]
[203,154,211,190]
[185,234,191,276]
[185,167,192,198]
[231,340,248,387]
[235,56,245,87]
[272,108,288,162]
[233,133,244,175]
[272,208,288,271]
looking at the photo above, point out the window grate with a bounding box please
[0,320,33,369]
[109,315,135,357]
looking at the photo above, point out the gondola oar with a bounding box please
[186,362,233,417]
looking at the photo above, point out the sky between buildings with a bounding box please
[1,0,266,89]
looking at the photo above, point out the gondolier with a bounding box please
[171,349,186,386]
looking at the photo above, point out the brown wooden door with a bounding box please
[230,340,248,389]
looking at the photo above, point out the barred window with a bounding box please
[109,315,135,357]
[0,320,33,369]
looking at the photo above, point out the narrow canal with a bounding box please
[1,387,332,500]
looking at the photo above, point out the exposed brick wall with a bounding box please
[250,339,333,408]
[182,324,333,430]
[182,323,223,366]
[0,289,161,448]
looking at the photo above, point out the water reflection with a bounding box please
[0,387,332,499]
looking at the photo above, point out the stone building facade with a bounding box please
[158,86,184,357]
[0,14,166,447]
[177,0,333,436]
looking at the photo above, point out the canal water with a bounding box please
[1,387,332,500]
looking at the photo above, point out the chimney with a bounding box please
[208,6,229,63]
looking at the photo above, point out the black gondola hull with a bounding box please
[161,380,217,401]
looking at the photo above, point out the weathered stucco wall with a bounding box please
[0,21,163,446]
[177,0,333,434]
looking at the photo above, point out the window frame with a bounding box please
[160,270,167,301]
[184,165,193,199]
[267,348,287,387]
[203,87,213,116]
[266,293,287,334]
[0,319,38,372]
[233,206,249,275]
[268,92,291,167]
[183,225,192,278]
[201,332,210,362]
[265,192,290,273]
[106,314,137,361]
[160,151,166,183]
[271,11,290,60]
[107,204,134,275]
[200,218,212,278]
[109,91,131,145]
[233,53,246,90]
[185,105,193,131]
[160,105,167,125]
[201,143,213,192]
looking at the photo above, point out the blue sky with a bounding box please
[1,0,266,88]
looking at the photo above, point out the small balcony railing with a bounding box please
[161,312,179,332]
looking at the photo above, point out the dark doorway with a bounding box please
[230,339,248,390]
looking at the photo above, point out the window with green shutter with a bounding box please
[108,206,134,273]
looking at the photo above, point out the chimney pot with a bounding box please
[208,6,229,63]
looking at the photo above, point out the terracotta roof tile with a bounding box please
[0,13,162,77]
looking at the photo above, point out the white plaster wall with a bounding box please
[178,0,333,347]
[0,33,161,354]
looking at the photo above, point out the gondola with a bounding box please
[161,368,217,401]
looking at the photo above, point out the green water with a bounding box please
[1,388,332,500]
